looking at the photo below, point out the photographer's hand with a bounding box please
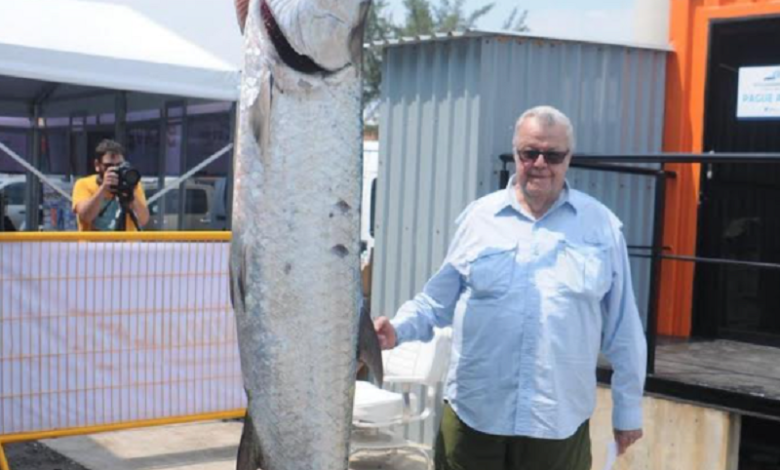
[100,168,119,196]
[74,169,119,226]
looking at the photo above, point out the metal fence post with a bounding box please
[645,170,667,375]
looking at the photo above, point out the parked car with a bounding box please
[0,177,26,231]
[143,180,226,231]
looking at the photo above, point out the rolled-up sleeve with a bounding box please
[391,206,474,345]
[391,262,462,344]
[601,229,647,431]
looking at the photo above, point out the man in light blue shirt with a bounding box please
[374,106,646,470]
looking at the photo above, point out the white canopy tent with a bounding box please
[0,0,243,231]
[0,0,241,103]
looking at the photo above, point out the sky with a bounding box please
[81,0,668,71]
[384,0,669,47]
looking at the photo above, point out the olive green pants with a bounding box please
[435,403,592,470]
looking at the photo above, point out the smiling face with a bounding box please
[512,117,572,211]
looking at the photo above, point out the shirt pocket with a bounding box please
[554,239,611,299]
[467,246,517,300]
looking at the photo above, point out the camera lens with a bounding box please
[114,162,141,190]
[124,168,141,186]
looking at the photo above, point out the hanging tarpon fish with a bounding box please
[229,0,379,469]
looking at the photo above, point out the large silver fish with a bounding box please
[229,1,380,470]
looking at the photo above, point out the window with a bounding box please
[147,188,208,216]
[3,182,25,205]
[185,189,208,215]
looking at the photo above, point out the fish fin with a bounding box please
[357,297,384,386]
[228,269,236,310]
[249,71,273,161]
[239,245,248,305]
[228,262,238,311]
[236,412,264,470]
[234,0,250,33]
[229,243,249,313]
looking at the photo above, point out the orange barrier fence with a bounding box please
[0,232,245,470]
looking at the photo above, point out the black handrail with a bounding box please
[500,152,780,163]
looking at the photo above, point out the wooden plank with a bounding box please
[655,339,780,399]
[591,387,739,470]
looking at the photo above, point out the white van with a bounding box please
[361,140,379,259]
[0,176,26,231]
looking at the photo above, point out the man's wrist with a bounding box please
[613,405,643,431]
[390,319,412,346]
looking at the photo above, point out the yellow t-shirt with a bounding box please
[71,175,147,231]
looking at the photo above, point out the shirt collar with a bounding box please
[497,174,579,218]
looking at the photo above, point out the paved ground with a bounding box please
[4,441,89,470]
[4,420,428,470]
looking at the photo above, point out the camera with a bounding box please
[111,161,141,195]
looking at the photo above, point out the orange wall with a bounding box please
[660,0,780,337]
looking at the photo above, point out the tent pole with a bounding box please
[156,104,168,229]
[115,91,127,146]
[25,106,42,231]
[177,100,189,231]
[226,102,236,230]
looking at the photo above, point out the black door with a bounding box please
[694,16,780,344]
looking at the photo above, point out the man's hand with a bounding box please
[614,429,643,455]
[100,168,119,195]
[373,316,397,350]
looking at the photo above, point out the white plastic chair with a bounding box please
[351,327,452,469]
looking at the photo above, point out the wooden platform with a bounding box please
[600,338,780,419]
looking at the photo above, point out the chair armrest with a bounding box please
[383,376,427,384]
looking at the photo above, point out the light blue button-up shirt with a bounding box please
[391,176,647,439]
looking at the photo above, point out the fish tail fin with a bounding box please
[236,411,264,470]
[357,298,384,385]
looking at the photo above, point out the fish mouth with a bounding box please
[260,0,331,75]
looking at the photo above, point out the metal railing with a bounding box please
[499,152,780,376]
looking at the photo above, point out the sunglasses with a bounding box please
[516,149,569,165]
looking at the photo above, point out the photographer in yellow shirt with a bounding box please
[72,139,149,231]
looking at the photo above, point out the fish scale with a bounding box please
[230,0,378,469]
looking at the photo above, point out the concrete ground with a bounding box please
[29,420,428,470]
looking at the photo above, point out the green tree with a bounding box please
[397,0,436,36]
[434,0,494,33]
[362,0,394,104]
[503,6,530,32]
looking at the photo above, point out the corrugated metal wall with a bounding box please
[373,39,483,323]
[371,34,667,447]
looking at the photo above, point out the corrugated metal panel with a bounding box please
[372,38,483,447]
[373,38,483,326]
[371,35,667,447]
[369,28,671,52]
